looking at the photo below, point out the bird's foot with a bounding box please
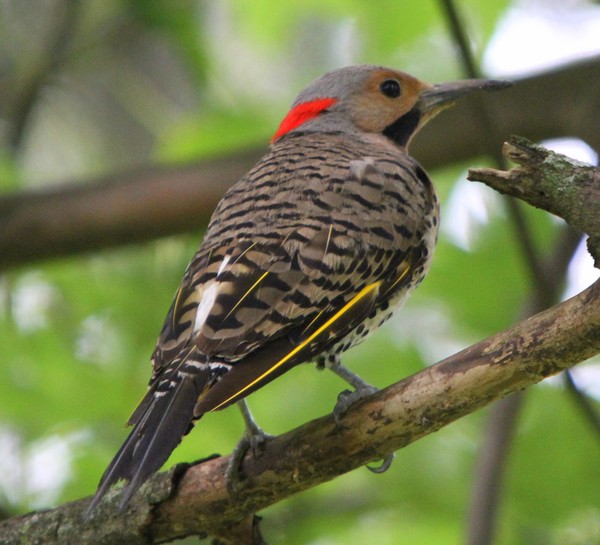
[324,356,395,473]
[226,427,274,495]
[325,355,379,422]
[333,388,396,474]
[333,385,379,423]
[226,401,274,495]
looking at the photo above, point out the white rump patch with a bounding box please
[216,255,231,278]
[193,283,218,334]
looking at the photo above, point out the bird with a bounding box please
[85,65,510,515]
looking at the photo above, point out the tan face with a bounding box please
[347,69,431,134]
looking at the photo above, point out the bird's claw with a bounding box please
[367,452,395,473]
[226,428,274,495]
[333,385,379,424]
[247,428,274,457]
[332,382,394,474]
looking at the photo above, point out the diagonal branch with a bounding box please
[468,135,600,265]
[437,8,589,543]
[1,276,599,544]
[5,0,82,152]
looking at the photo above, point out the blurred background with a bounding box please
[1,0,599,543]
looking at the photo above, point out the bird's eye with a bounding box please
[379,79,401,98]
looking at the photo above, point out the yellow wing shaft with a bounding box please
[210,280,383,410]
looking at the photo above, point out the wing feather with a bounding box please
[150,154,428,414]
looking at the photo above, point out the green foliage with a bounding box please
[126,0,208,84]
[228,0,438,53]
[157,107,272,164]
[0,151,20,191]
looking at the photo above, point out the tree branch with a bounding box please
[4,0,82,152]
[0,152,257,270]
[563,370,600,437]
[3,55,600,271]
[465,393,525,545]
[1,275,598,544]
[466,140,600,543]
[436,10,593,541]
[468,135,600,265]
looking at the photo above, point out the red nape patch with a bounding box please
[271,97,337,142]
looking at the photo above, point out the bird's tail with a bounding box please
[84,361,209,518]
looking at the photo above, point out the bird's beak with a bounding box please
[417,79,512,114]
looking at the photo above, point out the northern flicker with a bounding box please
[86,65,509,514]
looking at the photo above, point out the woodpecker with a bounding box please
[86,65,509,514]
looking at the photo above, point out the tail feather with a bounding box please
[84,374,201,518]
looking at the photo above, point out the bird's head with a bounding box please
[272,65,511,150]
